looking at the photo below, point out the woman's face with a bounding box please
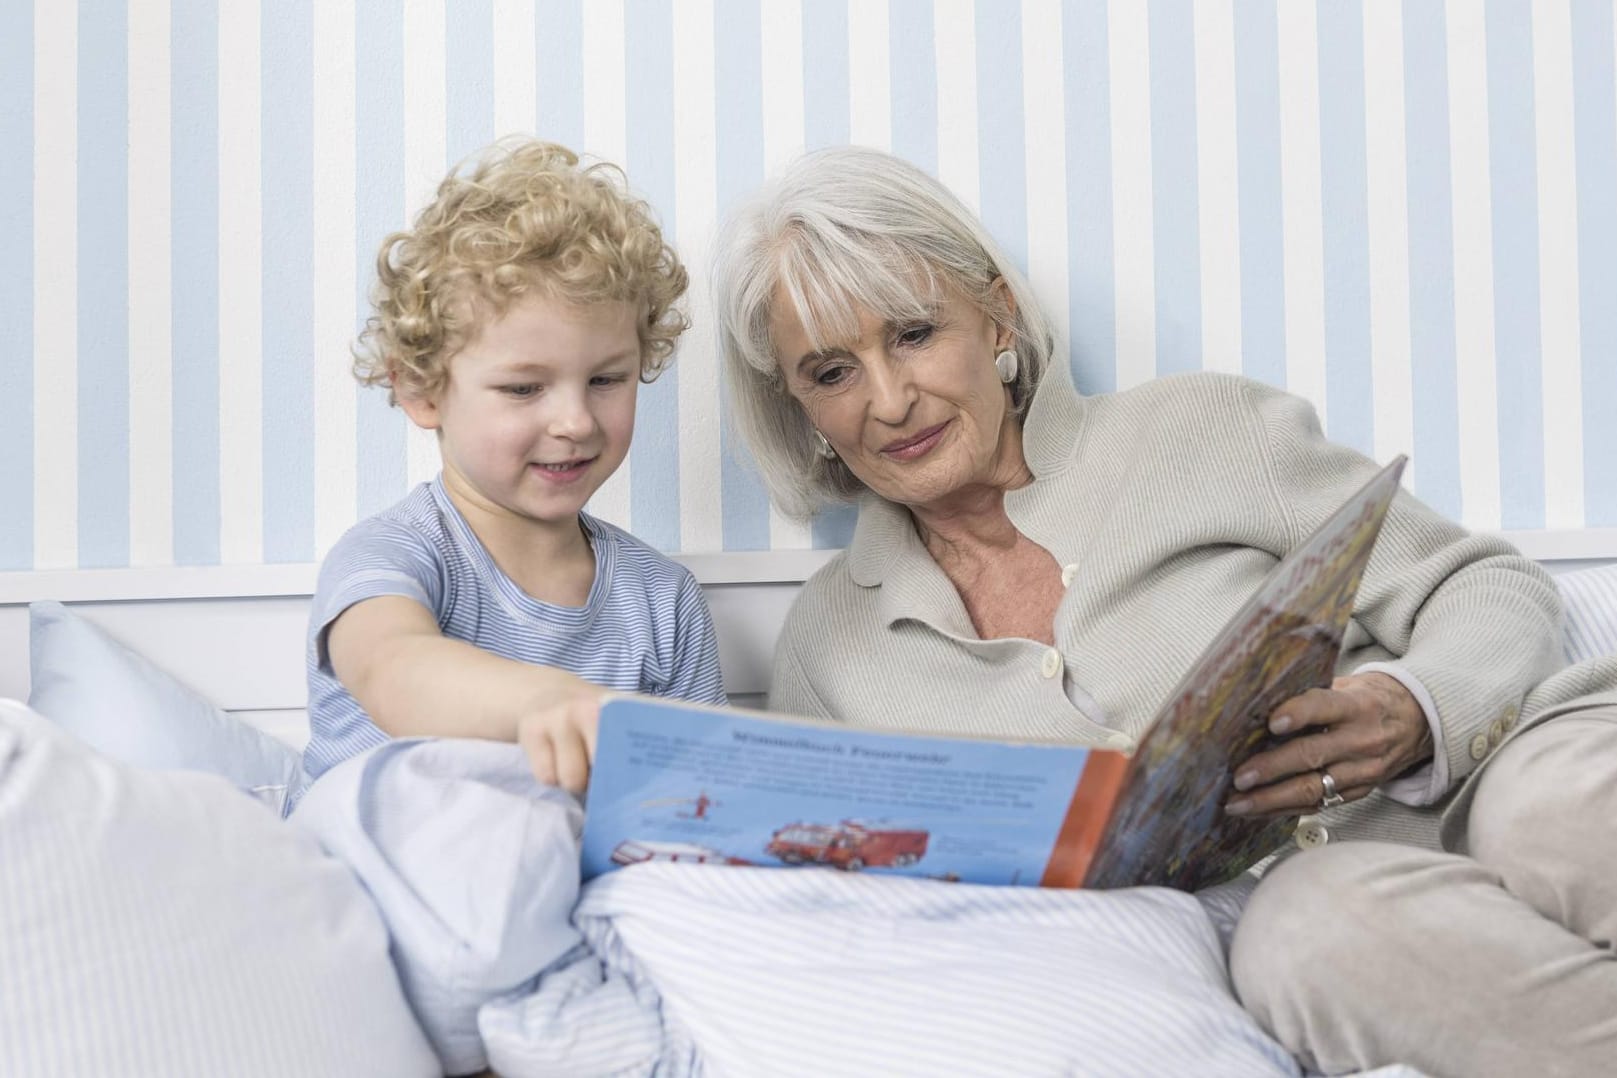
[771,283,1021,511]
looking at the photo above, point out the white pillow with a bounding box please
[1558,565,1617,663]
[27,600,306,814]
[0,700,438,1078]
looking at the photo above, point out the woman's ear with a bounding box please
[988,276,1018,351]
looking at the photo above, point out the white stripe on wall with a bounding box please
[493,0,538,138]
[403,0,447,493]
[674,0,726,555]
[1533,0,1584,531]
[1447,0,1502,530]
[1276,0,1328,424]
[218,0,264,564]
[1108,0,1155,391]
[848,0,892,153]
[1363,0,1415,481]
[758,0,813,552]
[933,0,979,214]
[582,0,631,532]
[1022,0,1070,355]
[32,0,76,569]
[1193,0,1242,376]
[128,0,173,566]
[313,0,358,556]
[10,1,1617,573]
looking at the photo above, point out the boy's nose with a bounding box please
[547,393,598,440]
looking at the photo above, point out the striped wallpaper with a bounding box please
[3,0,1615,572]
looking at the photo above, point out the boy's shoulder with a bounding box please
[584,514,699,593]
[324,483,455,565]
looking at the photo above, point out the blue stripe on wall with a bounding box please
[802,0,850,150]
[888,0,938,177]
[1402,0,1463,520]
[536,0,584,150]
[800,0,857,549]
[714,0,771,551]
[355,0,407,518]
[1572,0,1617,527]
[171,0,222,564]
[1147,0,1200,377]
[975,1,1027,276]
[1064,0,1115,395]
[1316,0,1374,457]
[1232,0,1287,391]
[1485,0,1546,530]
[0,1,31,570]
[447,0,493,163]
[625,0,681,552]
[261,0,315,563]
[78,1,130,568]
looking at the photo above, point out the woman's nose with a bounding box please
[866,355,915,424]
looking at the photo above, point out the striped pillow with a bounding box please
[1559,565,1617,663]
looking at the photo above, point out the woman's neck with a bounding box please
[907,419,1035,568]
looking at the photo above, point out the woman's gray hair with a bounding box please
[712,146,1056,520]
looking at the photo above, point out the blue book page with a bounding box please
[581,699,1098,886]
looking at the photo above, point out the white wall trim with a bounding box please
[0,532,1613,606]
[0,550,845,604]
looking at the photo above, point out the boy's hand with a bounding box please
[516,685,614,796]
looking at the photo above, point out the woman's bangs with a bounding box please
[774,230,938,357]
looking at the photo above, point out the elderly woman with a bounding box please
[712,146,1617,1077]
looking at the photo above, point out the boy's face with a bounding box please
[401,291,641,535]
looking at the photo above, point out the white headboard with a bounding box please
[1,539,1611,749]
[0,551,839,748]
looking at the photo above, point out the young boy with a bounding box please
[303,138,726,798]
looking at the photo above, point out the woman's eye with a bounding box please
[896,324,934,347]
[814,365,850,387]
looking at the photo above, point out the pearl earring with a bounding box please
[994,349,1019,384]
[812,430,837,460]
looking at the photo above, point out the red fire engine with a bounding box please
[766,820,929,871]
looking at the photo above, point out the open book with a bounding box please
[581,457,1407,892]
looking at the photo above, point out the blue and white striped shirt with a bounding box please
[303,479,727,782]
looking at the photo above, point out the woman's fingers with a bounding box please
[1225,759,1378,817]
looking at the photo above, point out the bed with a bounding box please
[1,550,1612,1077]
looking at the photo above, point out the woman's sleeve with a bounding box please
[767,612,838,720]
[1245,381,1565,797]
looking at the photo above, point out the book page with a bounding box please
[582,701,1121,886]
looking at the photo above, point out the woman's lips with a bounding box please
[880,422,949,461]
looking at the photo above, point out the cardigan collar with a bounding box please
[844,359,1088,612]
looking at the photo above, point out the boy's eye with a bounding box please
[590,373,631,388]
[895,324,934,347]
[501,384,540,398]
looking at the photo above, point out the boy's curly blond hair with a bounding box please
[355,137,689,403]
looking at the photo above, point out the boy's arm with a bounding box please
[326,594,606,792]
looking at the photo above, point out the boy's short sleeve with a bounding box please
[310,520,447,674]
[656,571,728,707]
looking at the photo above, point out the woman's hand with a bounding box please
[516,686,615,796]
[1223,672,1434,817]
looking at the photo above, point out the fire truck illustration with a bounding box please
[766,820,929,871]
[610,840,751,867]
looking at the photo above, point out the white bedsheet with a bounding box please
[293,737,1426,1078]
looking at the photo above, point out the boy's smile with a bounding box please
[400,291,641,551]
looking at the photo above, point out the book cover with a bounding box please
[582,456,1406,892]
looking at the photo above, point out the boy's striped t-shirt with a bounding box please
[302,478,727,783]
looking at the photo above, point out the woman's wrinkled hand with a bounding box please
[1223,672,1434,818]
